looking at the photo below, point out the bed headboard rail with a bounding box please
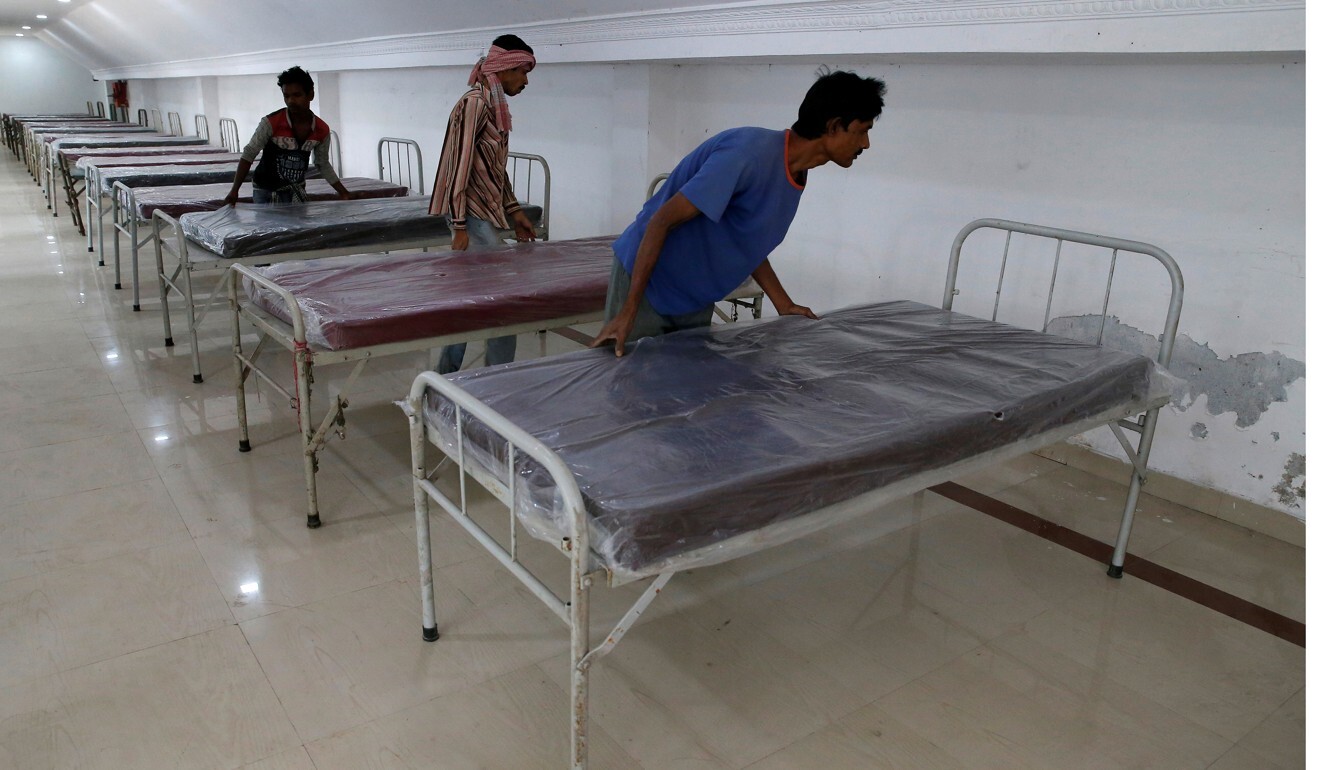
[377,136,424,196]
[507,151,551,240]
[218,118,240,152]
[945,218,1184,368]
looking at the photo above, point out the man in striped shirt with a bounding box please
[429,34,539,375]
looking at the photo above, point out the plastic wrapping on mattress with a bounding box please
[74,151,240,170]
[179,198,542,259]
[37,127,158,137]
[243,236,615,349]
[95,162,252,194]
[133,177,410,220]
[419,300,1162,580]
[47,135,208,152]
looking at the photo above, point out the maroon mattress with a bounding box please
[133,177,410,220]
[244,236,616,350]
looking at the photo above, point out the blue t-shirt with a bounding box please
[613,127,805,315]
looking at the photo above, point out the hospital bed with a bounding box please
[150,152,552,382]
[113,176,408,311]
[102,160,255,295]
[225,235,762,528]
[61,146,233,239]
[403,218,1183,769]
[37,133,208,203]
[3,114,100,155]
[27,125,161,184]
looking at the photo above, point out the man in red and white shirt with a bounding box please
[429,34,538,374]
[225,66,352,206]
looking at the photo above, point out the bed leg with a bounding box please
[131,214,142,311]
[154,219,174,347]
[296,344,321,528]
[112,193,123,290]
[182,263,203,383]
[1108,408,1162,579]
[96,190,106,267]
[230,273,252,455]
[409,406,439,641]
[569,568,591,769]
[86,183,95,253]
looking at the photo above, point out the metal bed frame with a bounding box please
[35,127,167,211]
[218,118,240,153]
[78,140,217,255]
[195,115,210,142]
[151,209,455,384]
[377,137,424,195]
[224,253,763,530]
[108,164,248,304]
[404,218,1184,769]
[149,149,553,381]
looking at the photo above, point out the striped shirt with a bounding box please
[428,83,520,230]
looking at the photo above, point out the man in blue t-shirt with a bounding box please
[592,69,887,356]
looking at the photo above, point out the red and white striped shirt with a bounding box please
[428,83,520,230]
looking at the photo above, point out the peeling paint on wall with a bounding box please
[1190,423,1209,439]
[1045,315,1305,428]
[1272,453,1305,508]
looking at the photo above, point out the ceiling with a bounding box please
[15,0,1307,79]
[0,0,92,35]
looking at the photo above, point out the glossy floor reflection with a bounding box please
[0,155,1304,769]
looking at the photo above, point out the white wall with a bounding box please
[136,51,1306,518]
[0,37,103,115]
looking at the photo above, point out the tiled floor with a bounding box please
[0,153,1305,769]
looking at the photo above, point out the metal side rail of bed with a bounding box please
[404,217,1183,770]
[151,209,456,384]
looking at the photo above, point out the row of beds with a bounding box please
[4,111,1185,768]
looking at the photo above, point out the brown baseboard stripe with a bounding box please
[929,482,1304,648]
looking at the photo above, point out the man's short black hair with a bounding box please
[791,69,886,139]
[277,66,315,94]
[492,34,533,55]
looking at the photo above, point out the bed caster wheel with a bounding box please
[132,304,140,311]
[306,514,322,529]
[1106,564,1124,579]
[97,260,105,267]
[238,439,251,453]
[192,374,203,384]
[114,283,122,290]
[165,337,174,347]
[87,247,93,253]
[422,626,439,642]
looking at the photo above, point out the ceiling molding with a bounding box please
[75,0,1304,80]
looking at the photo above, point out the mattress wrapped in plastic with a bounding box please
[96,162,251,194]
[244,235,615,349]
[47,135,208,152]
[36,127,158,138]
[73,150,238,170]
[179,198,542,259]
[133,177,410,220]
[420,300,1161,580]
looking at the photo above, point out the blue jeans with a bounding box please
[435,217,516,374]
[251,186,297,204]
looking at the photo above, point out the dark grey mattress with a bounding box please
[97,162,251,194]
[178,198,543,259]
[47,136,209,152]
[422,300,1157,578]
